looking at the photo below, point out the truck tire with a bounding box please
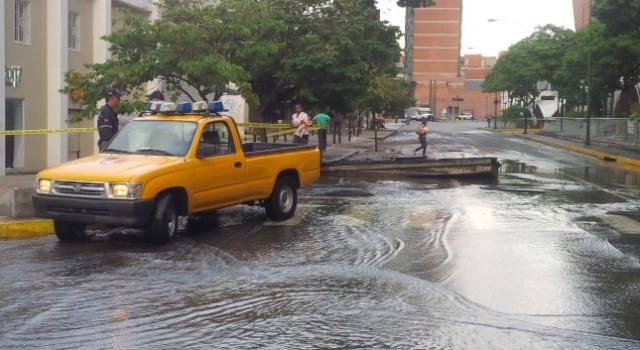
[147,193,178,245]
[265,176,297,221]
[54,221,86,241]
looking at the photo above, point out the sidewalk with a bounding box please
[0,174,51,239]
[493,128,640,169]
[321,122,405,163]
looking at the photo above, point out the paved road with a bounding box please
[1,121,639,349]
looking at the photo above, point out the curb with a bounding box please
[518,135,640,169]
[0,218,53,239]
[322,149,362,165]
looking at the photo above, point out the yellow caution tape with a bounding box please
[0,128,97,136]
[237,123,292,129]
[240,127,321,139]
[0,123,319,136]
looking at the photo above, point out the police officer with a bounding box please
[146,90,165,101]
[97,87,122,150]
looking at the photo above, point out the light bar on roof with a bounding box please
[176,102,192,113]
[159,102,177,113]
[192,101,208,112]
[208,101,224,113]
[146,101,163,112]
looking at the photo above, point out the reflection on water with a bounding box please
[1,176,640,349]
[561,165,640,189]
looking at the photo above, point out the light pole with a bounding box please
[585,0,592,146]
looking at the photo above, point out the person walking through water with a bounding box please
[413,119,429,157]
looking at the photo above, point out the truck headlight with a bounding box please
[37,179,52,193]
[108,182,142,199]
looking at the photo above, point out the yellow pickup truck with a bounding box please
[33,101,321,244]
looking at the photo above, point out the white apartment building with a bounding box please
[2,0,158,175]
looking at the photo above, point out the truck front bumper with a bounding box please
[33,194,155,227]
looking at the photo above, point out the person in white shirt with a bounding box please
[291,104,311,144]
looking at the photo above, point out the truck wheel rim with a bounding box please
[279,187,294,213]
[167,205,177,237]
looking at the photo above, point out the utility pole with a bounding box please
[585,0,592,146]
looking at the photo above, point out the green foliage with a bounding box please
[628,102,640,119]
[61,0,402,124]
[364,76,415,116]
[558,20,640,115]
[593,0,640,36]
[500,106,525,120]
[482,25,573,108]
[565,111,584,118]
[483,15,640,118]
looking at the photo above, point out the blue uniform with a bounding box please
[97,104,119,149]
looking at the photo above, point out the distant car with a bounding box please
[457,113,473,120]
[413,113,436,122]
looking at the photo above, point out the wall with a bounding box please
[5,0,49,171]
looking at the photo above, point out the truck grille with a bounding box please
[53,181,106,198]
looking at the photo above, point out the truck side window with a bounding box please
[197,122,235,158]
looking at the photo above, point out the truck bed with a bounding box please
[242,142,317,156]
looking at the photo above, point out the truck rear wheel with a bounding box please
[54,221,86,241]
[265,176,297,221]
[147,193,178,245]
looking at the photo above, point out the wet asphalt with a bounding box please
[1,122,639,349]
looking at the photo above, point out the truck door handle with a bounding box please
[234,161,242,168]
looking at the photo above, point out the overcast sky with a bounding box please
[378,0,576,57]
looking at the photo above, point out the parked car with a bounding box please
[457,112,473,120]
[413,113,436,122]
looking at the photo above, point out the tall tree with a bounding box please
[592,0,640,36]
[483,25,573,114]
[63,0,402,125]
[63,0,256,122]
[226,0,402,119]
[558,20,640,116]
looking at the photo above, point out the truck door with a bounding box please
[192,121,247,211]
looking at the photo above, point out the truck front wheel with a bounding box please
[265,176,297,221]
[54,221,86,241]
[147,193,178,245]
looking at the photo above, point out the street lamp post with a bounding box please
[585,0,592,146]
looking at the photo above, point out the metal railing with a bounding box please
[490,117,640,149]
[543,118,639,148]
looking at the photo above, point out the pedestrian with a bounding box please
[313,112,331,151]
[97,87,122,150]
[486,115,491,128]
[146,90,165,101]
[413,119,429,157]
[405,110,411,125]
[291,104,311,144]
[294,114,311,140]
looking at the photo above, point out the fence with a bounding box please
[543,118,639,148]
[491,117,640,149]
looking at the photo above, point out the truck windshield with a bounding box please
[104,120,197,157]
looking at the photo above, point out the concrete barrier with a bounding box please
[0,186,36,218]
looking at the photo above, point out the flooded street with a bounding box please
[2,122,640,349]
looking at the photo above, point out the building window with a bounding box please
[68,11,80,50]
[14,0,31,45]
